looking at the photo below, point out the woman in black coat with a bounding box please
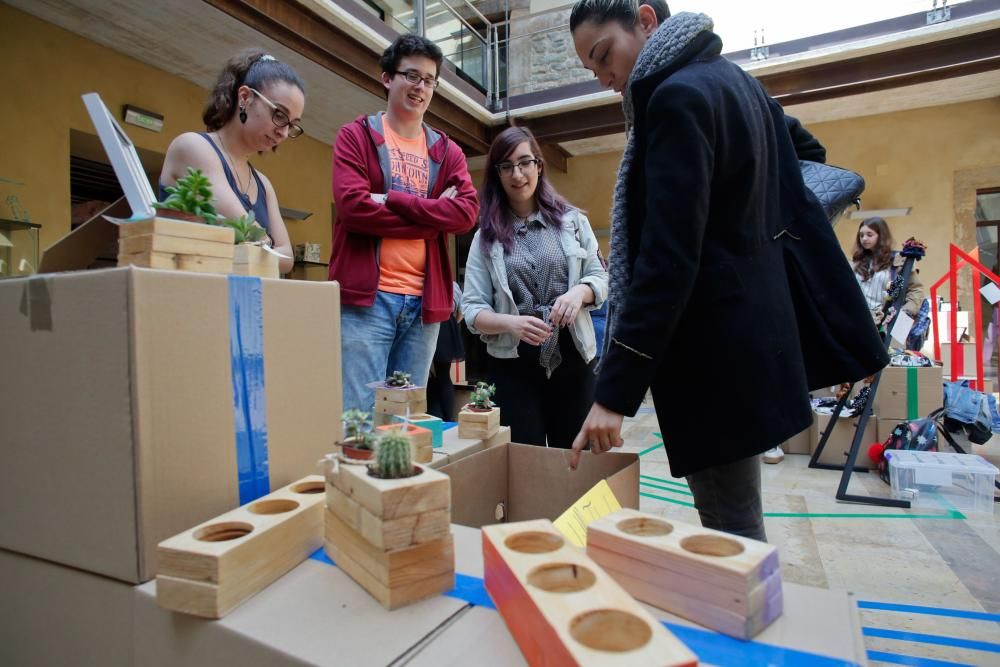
[568,0,886,541]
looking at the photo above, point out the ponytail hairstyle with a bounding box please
[569,0,670,32]
[478,126,570,254]
[202,49,305,131]
[852,217,894,280]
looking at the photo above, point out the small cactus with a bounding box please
[469,381,496,410]
[371,432,414,479]
[385,370,412,387]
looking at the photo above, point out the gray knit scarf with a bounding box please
[602,12,714,359]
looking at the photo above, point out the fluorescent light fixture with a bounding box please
[849,208,912,219]
[280,207,313,221]
[123,105,164,133]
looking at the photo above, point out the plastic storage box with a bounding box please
[888,450,998,514]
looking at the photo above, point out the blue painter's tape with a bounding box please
[864,627,1000,653]
[307,549,859,666]
[866,650,974,666]
[442,421,458,430]
[228,275,270,505]
[858,600,1000,623]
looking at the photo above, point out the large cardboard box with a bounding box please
[939,342,978,378]
[872,365,943,421]
[439,443,639,527]
[811,411,878,470]
[781,411,816,455]
[0,267,342,583]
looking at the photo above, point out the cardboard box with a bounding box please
[811,411,878,470]
[781,411,816,455]
[439,443,639,528]
[872,365,943,421]
[0,267,342,583]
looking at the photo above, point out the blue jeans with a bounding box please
[341,291,440,412]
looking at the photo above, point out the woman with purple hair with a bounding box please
[461,126,608,448]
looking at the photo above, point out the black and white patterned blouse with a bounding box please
[504,212,569,376]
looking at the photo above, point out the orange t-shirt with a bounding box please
[378,122,428,296]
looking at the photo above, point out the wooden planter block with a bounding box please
[482,519,697,666]
[393,412,444,447]
[326,482,450,550]
[232,243,280,279]
[376,423,433,463]
[324,462,453,609]
[155,475,326,619]
[117,217,235,275]
[375,398,429,419]
[376,385,427,404]
[457,406,500,439]
[586,509,782,639]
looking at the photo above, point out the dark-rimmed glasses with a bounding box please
[496,158,540,177]
[394,70,440,89]
[248,87,304,138]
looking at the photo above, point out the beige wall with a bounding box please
[810,97,1000,286]
[0,5,333,262]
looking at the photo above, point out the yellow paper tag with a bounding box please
[553,479,622,548]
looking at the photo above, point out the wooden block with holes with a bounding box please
[586,509,782,639]
[376,422,433,463]
[482,519,698,666]
[155,476,326,618]
[324,461,454,609]
[457,406,500,439]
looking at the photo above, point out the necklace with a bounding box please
[215,132,251,198]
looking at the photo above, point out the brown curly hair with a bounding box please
[852,217,894,280]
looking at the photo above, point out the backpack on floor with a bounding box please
[875,418,939,484]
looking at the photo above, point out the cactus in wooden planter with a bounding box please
[370,432,415,479]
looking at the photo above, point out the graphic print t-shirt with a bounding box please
[378,121,429,296]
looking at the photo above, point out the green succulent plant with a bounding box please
[469,381,496,410]
[153,167,219,222]
[371,432,414,479]
[212,210,268,244]
[385,370,412,387]
[341,409,375,450]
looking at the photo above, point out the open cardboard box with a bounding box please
[439,443,640,527]
[0,267,342,583]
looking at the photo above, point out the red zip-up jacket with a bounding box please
[328,112,478,324]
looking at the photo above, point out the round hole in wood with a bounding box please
[504,531,564,554]
[247,499,300,515]
[291,481,324,494]
[616,517,673,537]
[527,563,596,593]
[570,609,652,653]
[193,521,254,542]
[680,534,745,557]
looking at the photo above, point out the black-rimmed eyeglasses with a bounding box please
[496,158,540,177]
[248,87,304,138]
[394,70,440,89]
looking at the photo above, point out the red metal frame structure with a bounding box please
[928,244,1000,391]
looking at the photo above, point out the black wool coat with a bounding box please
[595,32,887,477]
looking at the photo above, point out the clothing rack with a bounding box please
[808,253,919,508]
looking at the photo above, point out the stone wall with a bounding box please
[507,6,592,96]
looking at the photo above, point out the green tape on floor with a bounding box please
[639,474,690,490]
[640,480,693,497]
[638,443,662,457]
[640,491,696,508]
[639,493,966,519]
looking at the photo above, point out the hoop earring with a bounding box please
[239,106,247,124]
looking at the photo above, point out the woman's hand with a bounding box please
[569,403,625,470]
[550,285,591,327]
[507,315,552,346]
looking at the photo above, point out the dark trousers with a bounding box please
[489,333,595,449]
[426,361,456,422]
[685,455,767,542]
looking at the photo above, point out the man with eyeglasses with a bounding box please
[330,34,479,412]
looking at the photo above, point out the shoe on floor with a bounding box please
[762,446,785,464]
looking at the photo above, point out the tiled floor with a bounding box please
[618,408,1000,667]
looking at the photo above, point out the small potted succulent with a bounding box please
[458,381,501,439]
[153,167,219,224]
[385,370,413,388]
[339,408,376,461]
[211,211,280,278]
[368,432,420,480]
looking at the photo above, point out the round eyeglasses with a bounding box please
[248,87,304,138]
